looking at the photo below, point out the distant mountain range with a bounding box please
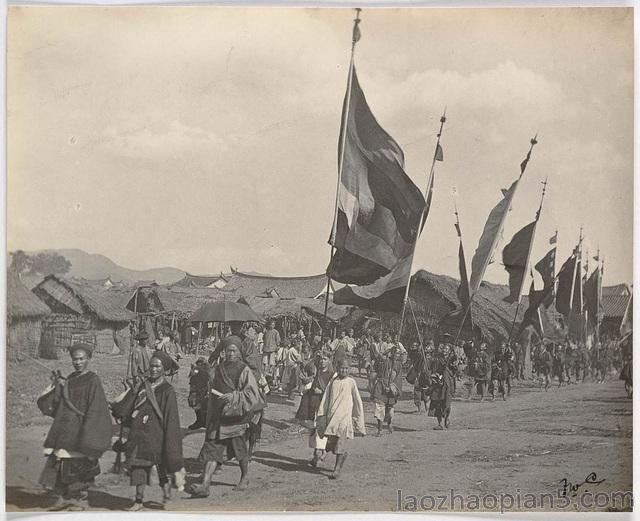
[22,248,186,285]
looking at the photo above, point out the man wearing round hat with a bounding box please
[37,343,113,511]
[208,332,266,451]
[209,321,262,379]
[118,350,185,510]
[191,337,266,496]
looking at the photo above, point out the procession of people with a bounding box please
[34,312,631,511]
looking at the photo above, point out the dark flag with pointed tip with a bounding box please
[535,247,556,308]
[518,255,572,338]
[584,265,601,330]
[435,143,444,162]
[555,250,578,317]
[457,239,471,312]
[502,220,537,303]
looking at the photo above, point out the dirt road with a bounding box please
[6,363,632,513]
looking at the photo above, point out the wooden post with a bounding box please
[196,322,202,357]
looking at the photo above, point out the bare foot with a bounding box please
[234,479,249,491]
[189,484,210,498]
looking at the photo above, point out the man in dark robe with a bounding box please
[191,339,266,496]
[473,342,492,401]
[37,343,112,511]
[208,323,265,453]
[118,351,184,510]
[187,357,211,430]
[295,349,334,466]
[429,343,456,429]
[411,343,433,413]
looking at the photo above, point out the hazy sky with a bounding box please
[8,7,633,286]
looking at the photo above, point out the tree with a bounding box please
[28,252,72,276]
[10,250,31,274]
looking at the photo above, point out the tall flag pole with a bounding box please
[584,245,604,344]
[596,248,603,343]
[469,134,538,295]
[323,8,362,324]
[326,12,427,315]
[583,247,590,343]
[565,227,583,341]
[397,110,447,340]
[505,177,548,343]
[454,135,538,344]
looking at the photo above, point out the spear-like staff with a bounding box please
[397,109,447,341]
[323,8,362,332]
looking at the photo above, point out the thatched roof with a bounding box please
[239,295,352,323]
[33,275,135,323]
[102,284,231,317]
[602,294,630,319]
[223,272,330,299]
[155,287,231,315]
[602,283,631,297]
[404,270,563,343]
[7,271,51,321]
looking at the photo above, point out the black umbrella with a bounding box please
[189,300,262,323]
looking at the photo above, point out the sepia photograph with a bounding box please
[4,5,634,513]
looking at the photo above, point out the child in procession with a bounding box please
[316,359,366,479]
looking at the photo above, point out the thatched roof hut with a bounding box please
[32,275,135,357]
[361,270,564,345]
[7,271,51,322]
[7,271,51,358]
[34,275,135,323]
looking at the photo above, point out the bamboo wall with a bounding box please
[7,318,44,359]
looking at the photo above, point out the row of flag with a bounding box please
[324,12,615,345]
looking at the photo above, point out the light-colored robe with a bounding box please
[317,376,366,439]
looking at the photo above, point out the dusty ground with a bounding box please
[5,353,633,512]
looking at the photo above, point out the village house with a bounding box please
[32,275,135,358]
[7,270,51,359]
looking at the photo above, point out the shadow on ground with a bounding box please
[252,450,323,474]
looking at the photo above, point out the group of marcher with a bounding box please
[530,338,626,391]
[35,320,631,511]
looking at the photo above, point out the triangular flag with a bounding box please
[435,143,444,162]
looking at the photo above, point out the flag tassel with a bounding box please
[323,8,362,330]
[397,108,447,341]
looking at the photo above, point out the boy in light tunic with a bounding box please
[316,359,366,479]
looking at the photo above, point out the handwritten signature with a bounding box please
[559,472,606,497]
